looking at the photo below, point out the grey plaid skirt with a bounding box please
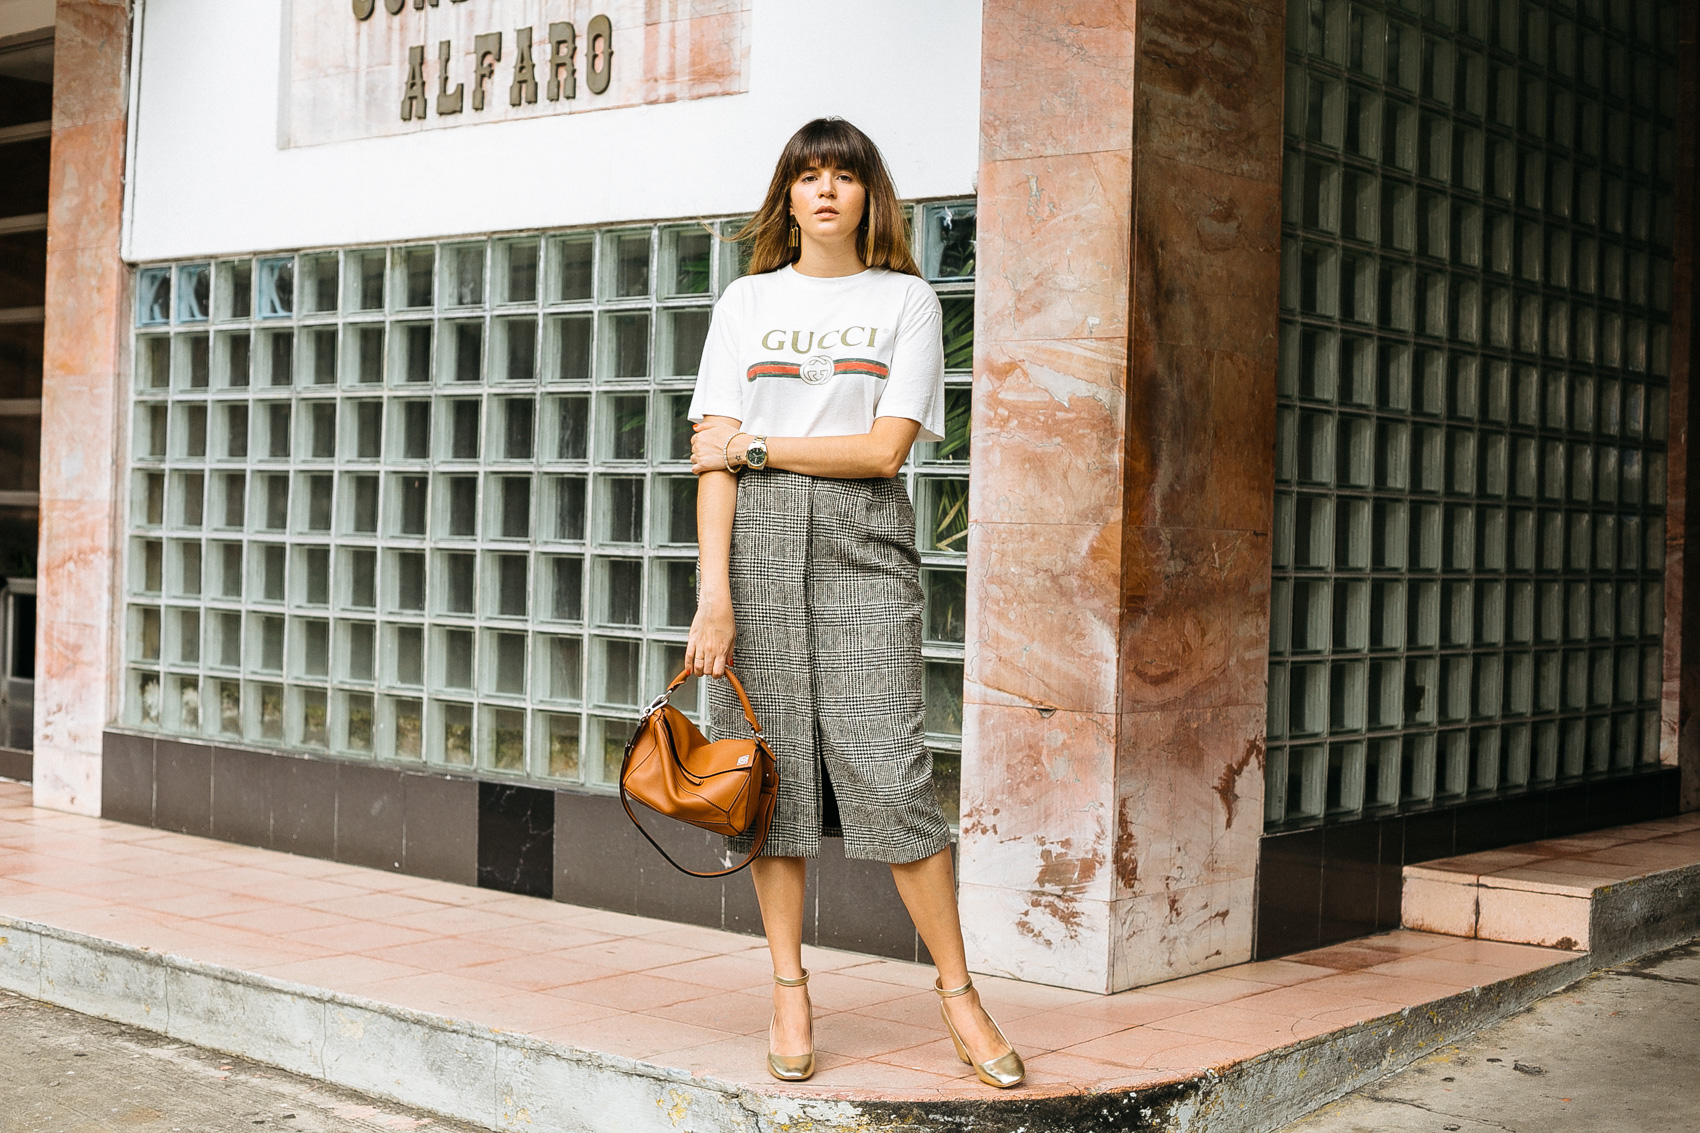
[709,470,952,865]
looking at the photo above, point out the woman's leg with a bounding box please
[889,846,1014,1061]
[751,855,811,1055]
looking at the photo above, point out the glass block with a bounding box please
[542,555,585,622]
[487,475,531,541]
[295,545,329,606]
[343,324,384,385]
[386,697,424,760]
[392,322,433,384]
[346,250,385,312]
[485,553,529,619]
[480,707,527,772]
[596,558,643,626]
[300,253,338,314]
[251,683,285,742]
[385,549,425,614]
[439,399,480,461]
[592,716,637,784]
[340,691,374,754]
[340,466,380,534]
[925,661,965,738]
[656,559,698,630]
[256,257,294,318]
[215,259,251,320]
[546,475,588,542]
[548,236,594,302]
[296,618,330,679]
[258,329,294,388]
[440,243,485,308]
[597,476,644,545]
[921,203,976,279]
[136,268,170,326]
[661,226,714,295]
[607,232,651,299]
[434,701,474,766]
[659,308,711,378]
[540,713,581,779]
[494,316,537,383]
[595,636,642,706]
[654,475,697,546]
[442,320,484,383]
[602,312,650,380]
[337,547,375,610]
[436,552,477,616]
[175,263,210,323]
[919,477,969,554]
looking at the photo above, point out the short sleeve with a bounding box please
[687,285,747,423]
[873,282,945,441]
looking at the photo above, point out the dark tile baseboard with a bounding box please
[100,730,929,962]
[104,730,477,887]
[0,746,31,783]
[1253,768,1682,959]
[554,790,931,963]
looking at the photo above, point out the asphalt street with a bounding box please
[0,988,486,1133]
[1278,937,1700,1133]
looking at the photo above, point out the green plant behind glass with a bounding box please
[930,478,968,552]
[937,388,971,463]
[940,296,974,370]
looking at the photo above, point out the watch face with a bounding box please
[747,440,768,468]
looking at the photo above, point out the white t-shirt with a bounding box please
[687,265,945,441]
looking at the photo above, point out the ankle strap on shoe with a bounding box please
[773,969,810,987]
[935,977,974,998]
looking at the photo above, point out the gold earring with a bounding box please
[788,220,800,251]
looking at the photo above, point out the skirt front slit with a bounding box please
[710,470,951,865]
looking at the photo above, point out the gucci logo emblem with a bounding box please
[799,355,835,385]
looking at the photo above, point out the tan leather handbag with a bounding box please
[618,668,779,878]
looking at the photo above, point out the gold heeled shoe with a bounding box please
[767,969,815,1082]
[935,976,1025,1088]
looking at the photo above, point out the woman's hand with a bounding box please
[684,593,736,677]
[691,420,745,474]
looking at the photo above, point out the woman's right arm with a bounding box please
[684,414,742,678]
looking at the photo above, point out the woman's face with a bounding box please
[789,164,866,250]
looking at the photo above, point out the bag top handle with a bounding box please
[665,666,761,734]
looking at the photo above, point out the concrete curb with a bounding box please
[0,915,1593,1132]
[1589,861,1700,968]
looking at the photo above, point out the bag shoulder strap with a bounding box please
[618,741,778,879]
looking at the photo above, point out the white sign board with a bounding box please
[283,0,750,147]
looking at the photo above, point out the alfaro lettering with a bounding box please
[352,4,614,123]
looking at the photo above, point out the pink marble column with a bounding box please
[1670,0,1698,814]
[958,0,1284,992]
[34,1,132,814]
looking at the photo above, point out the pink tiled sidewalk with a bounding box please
[0,782,1583,1100]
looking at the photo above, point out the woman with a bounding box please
[683,117,1023,1089]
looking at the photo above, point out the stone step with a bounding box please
[1401,812,1700,966]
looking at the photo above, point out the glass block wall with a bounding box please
[1267,0,1679,829]
[123,205,976,823]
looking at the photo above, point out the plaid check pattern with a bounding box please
[709,470,952,864]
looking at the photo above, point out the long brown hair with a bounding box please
[733,118,920,277]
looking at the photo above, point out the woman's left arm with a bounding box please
[690,417,921,480]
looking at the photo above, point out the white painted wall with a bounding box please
[125,0,982,261]
[0,0,53,40]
